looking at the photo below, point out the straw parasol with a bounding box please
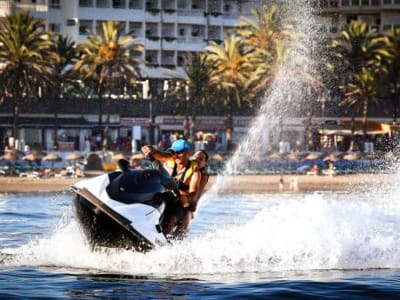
[0,151,17,161]
[43,153,62,169]
[211,153,224,162]
[343,152,361,161]
[268,152,284,160]
[22,153,42,162]
[131,153,146,161]
[65,152,83,161]
[112,152,127,162]
[285,152,303,161]
[304,152,323,160]
[323,153,343,162]
[43,153,61,162]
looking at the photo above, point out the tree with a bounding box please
[341,66,380,142]
[51,34,77,149]
[182,52,215,140]
[236,3,291,98]
[382,28,400,124]
[74,20,144,151]
[206,34,253,148]
[330,20,385,84]
[330,20,387,148]
[0,12,55,143]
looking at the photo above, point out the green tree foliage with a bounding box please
[0,11,55,140]
[329,20,389,144]
[51,34,78,149]
[206,34,254,147]
[381,28,400,123]
[182,52,216,139]
[236,3,292,99]
[74,20,144,150]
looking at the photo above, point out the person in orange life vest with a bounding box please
[141,139,201,238]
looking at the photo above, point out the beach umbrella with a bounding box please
[323,153,342,162]
[211,153,224,162]
[343,152,360,161]
[22,153,42,162]
[304,152,322,160]
[268,152,284,160]
[130,153,146,161]
[0,151,17,161]
[65,152,83,161]
[43,153,62,169]
[43,153,61,162]
[285,152,303,161]
[112,152,127,162]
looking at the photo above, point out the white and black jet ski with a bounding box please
[71,159,178,252]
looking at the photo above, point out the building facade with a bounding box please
[0,0,399,153]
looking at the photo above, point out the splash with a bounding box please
[221,0,318,176]
[3,186,400,276]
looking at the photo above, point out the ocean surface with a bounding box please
[1,178,400,299]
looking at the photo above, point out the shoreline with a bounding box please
[0,173,396,193]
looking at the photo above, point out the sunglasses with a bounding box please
[172,150,186,155]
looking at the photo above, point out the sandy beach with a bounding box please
[0,173,396,193]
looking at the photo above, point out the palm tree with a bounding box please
[330,20,387,148]
[74,20,144,151]
[330,20,385,84]
[0,12,55,143]
[236,3,292,98]
[341,66,380,143]
[182,52,215,139]
[51,34,77,150]
[382,28,400,124]
[206,34,253,148]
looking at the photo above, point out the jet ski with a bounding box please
[71,159,178,252]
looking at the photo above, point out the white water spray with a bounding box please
[219,0,319,183]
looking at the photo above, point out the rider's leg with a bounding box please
[173,209,191,239]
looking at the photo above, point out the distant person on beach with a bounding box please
[307,164,319,176]
[279,175,284,192]
[141,139,201,239]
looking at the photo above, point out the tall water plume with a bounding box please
[221,0,320,180]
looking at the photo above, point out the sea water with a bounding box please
[1,180,400,299]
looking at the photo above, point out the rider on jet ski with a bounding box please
[141,139,201,239]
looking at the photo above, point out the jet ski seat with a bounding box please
[106,169,165,204]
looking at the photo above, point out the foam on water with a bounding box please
[3,179,400,275]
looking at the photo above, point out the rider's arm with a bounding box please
[141,145,173,163]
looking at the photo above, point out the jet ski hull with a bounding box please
[73,192,153,252]
[71,171,169,252]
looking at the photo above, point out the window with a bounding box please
[49,23,61,32]
[79,0,93,7]
[66,19,78,26]
[79,20,93,35]
[361,0,369,5]
[113,0,125,8]
[96,0,109,8]
[49,0,60,8]
[342,0,350,5]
